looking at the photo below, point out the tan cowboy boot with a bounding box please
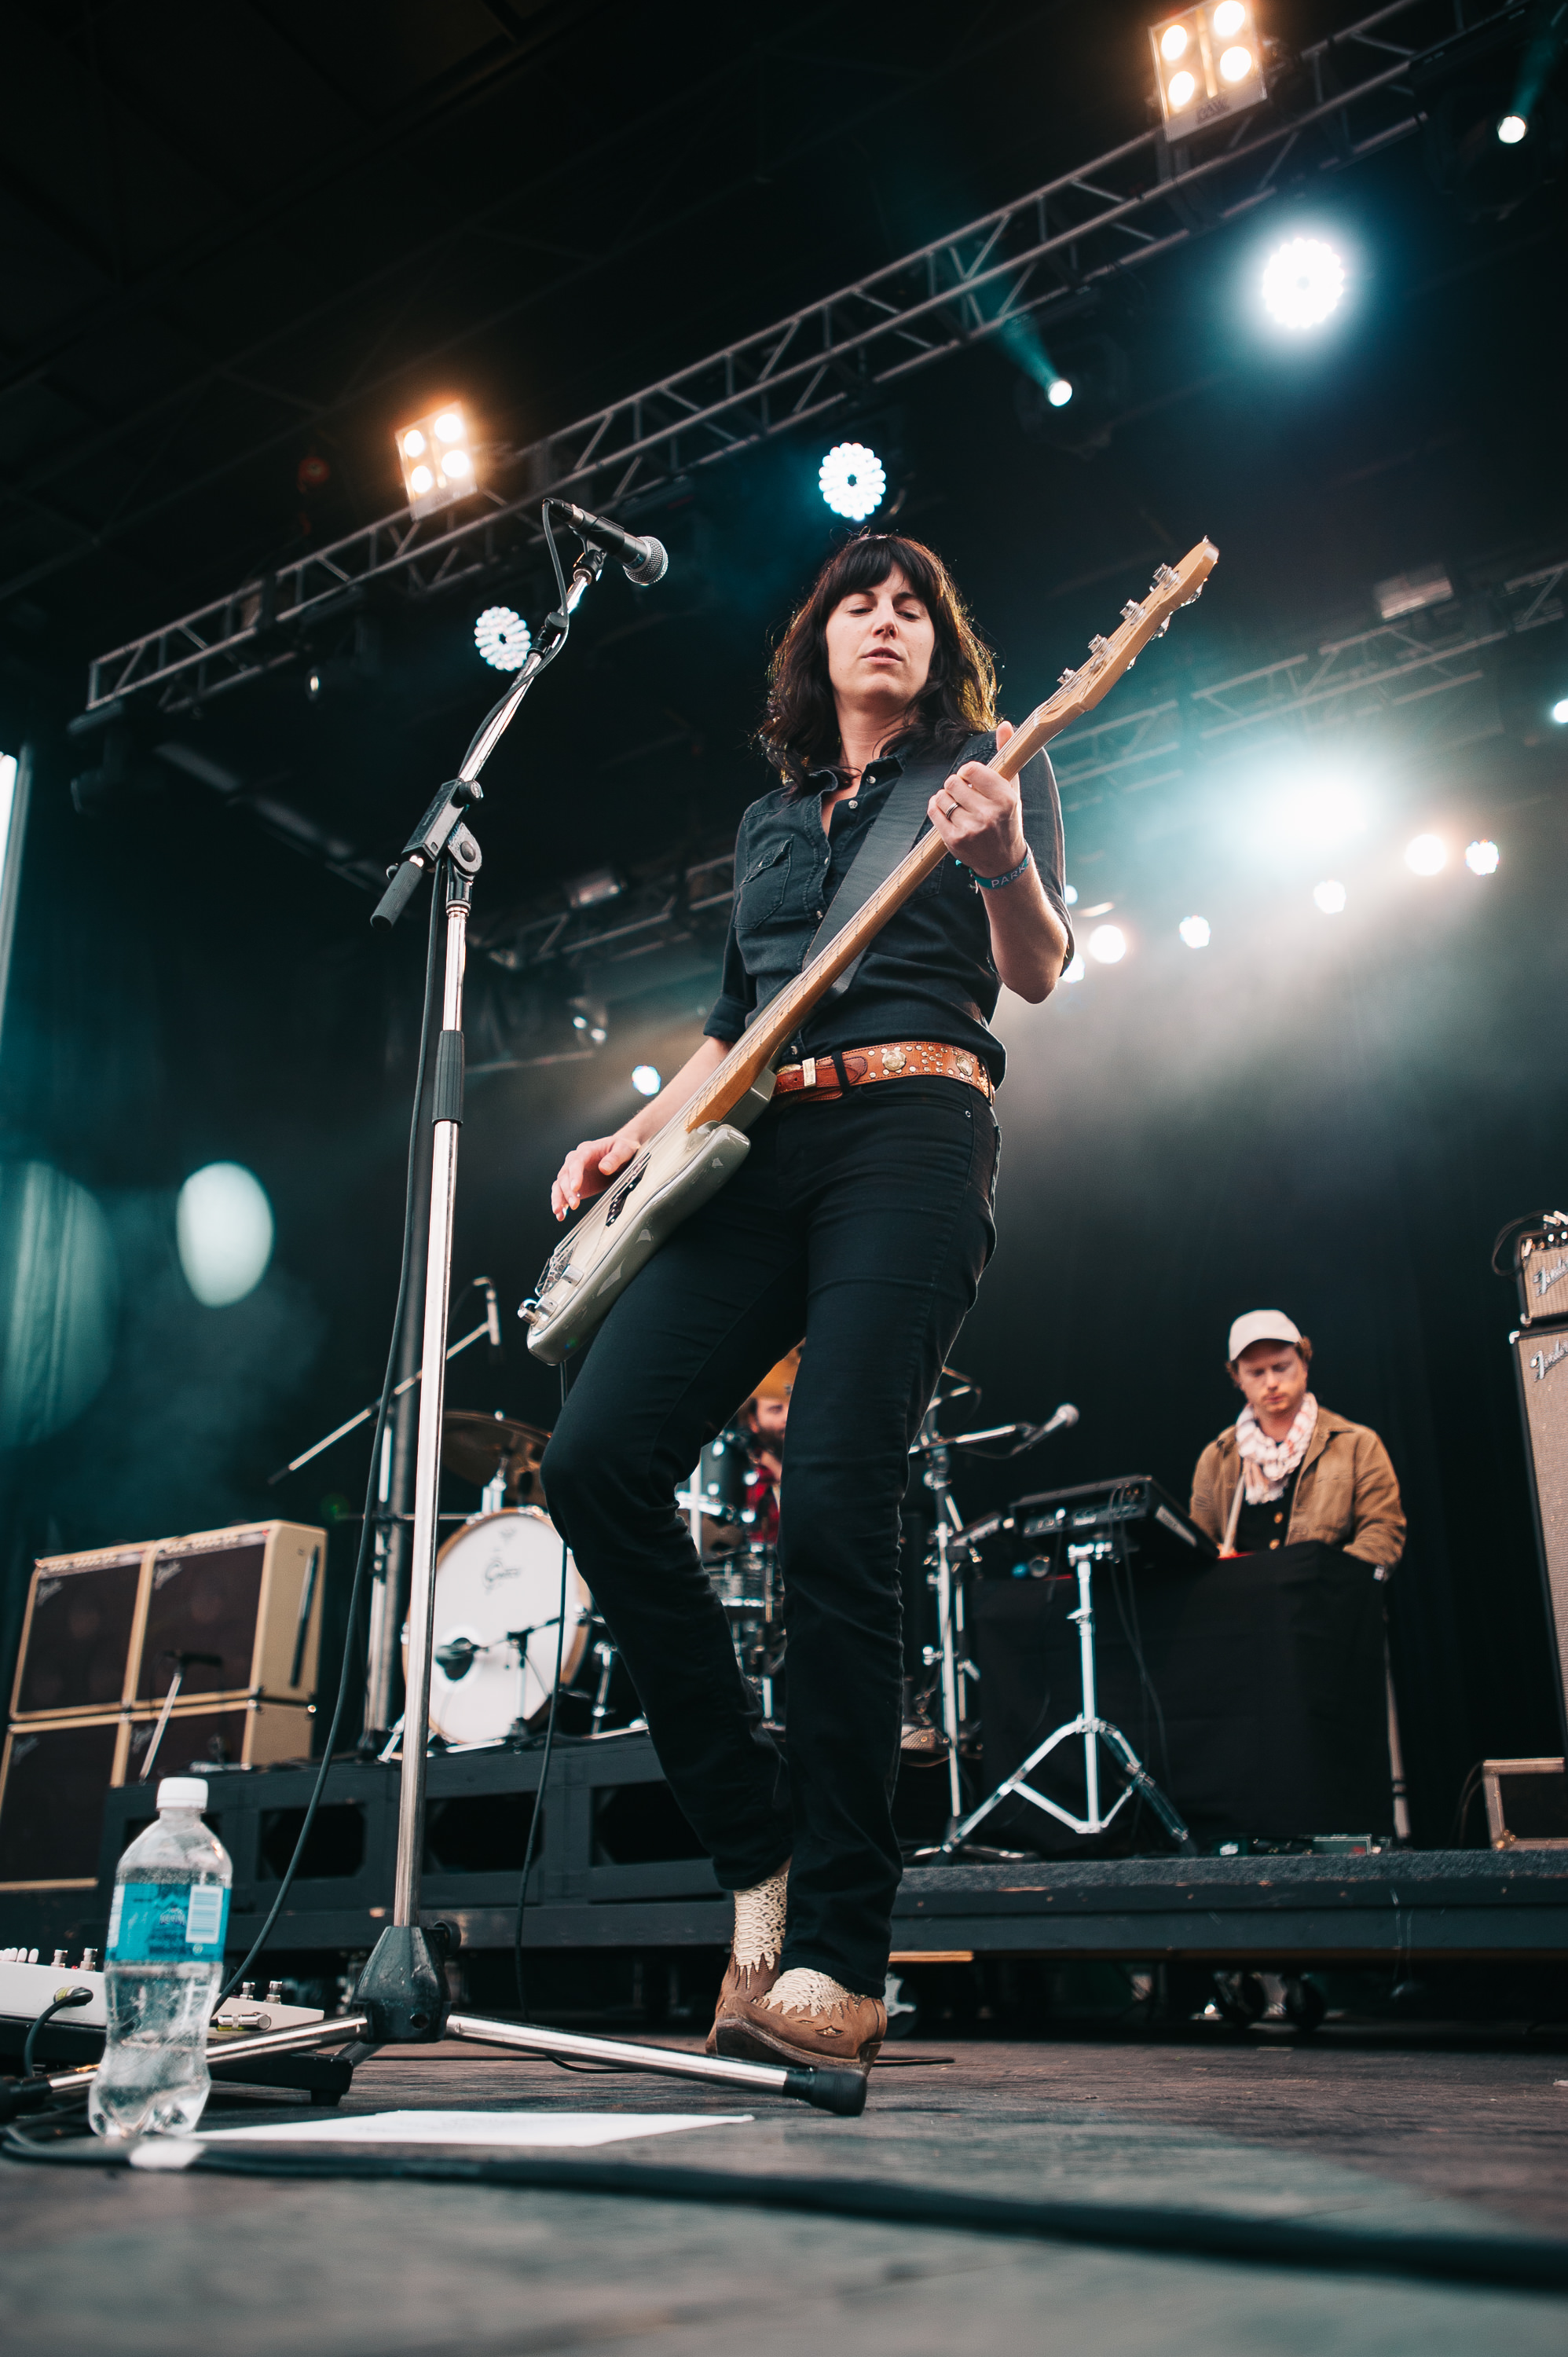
[716,1965,886,2077]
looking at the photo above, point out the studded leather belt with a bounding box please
[773,1039,994,1104]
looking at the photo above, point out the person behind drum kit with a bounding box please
[1189,1310,1406,1566]
[734,1350,796,1546]
[540,533,1072,2077]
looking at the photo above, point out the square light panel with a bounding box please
[396,402,478,519]
[1150,4,1266,142]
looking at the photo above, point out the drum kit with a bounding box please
[406,1352,799,1749]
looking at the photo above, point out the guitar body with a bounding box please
[523,539,1218,1362]
[524,1072,777,1363]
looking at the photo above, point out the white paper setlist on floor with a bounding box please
[210,2110,754,2146]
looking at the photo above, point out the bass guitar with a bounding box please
[522,538,1218,1361]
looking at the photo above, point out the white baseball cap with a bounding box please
[1227,1309,1302,1362]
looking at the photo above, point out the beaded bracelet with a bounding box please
[972,846,1033,891]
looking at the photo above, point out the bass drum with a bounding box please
[412,1508,591,1746]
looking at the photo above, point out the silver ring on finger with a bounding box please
[943,797,959,818]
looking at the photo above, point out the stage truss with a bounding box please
[84,0,1525,723]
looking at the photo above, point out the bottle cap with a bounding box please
[156,1776,208,1811]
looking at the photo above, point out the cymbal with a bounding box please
[441,1412,551,1495]
[749,1344,801,1405]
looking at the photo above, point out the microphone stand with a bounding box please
[334,525,865,2120]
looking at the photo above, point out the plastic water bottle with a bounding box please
[89,1776,233,2143]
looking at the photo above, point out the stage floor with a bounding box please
[5,2028,1567,2355]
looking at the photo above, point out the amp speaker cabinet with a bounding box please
[9,1521,326,1725]
[1512,1324,1568,1746]
[0,1702,314,1893]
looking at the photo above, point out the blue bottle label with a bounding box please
[108,1879,230,1963]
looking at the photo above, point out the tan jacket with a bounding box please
[1189,1406,1406,1568]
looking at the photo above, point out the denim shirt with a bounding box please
[703,731,1072,1087]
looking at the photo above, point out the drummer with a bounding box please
[736,1349,798,1546]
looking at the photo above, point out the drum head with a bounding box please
[416,1509,589,1746]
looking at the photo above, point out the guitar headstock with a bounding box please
[999,538,1218,773]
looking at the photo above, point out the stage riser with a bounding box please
[1,1736,1563,1972]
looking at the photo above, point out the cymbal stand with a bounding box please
[943,1537,1194,1857]
[912,1402,977,1828]
[337,516,863,2117]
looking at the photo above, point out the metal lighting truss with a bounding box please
[85,0,1526,719]
[475,554,1564,979]
[1047,557,1567,808]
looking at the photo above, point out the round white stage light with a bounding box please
[1405,834,1447,876]
[1087,924,1127,965]
[631,1065,662,1098]
[1261,236,1346,331]
[1063,952,1086,984]
[1168,69,1196,108]
[1313,880,1347,915]
[1219,45,1253,82]
[1047,377,1074,407]
[1161,24,1188,60]
[1464,839,1500,875]
[1497,115,1527,145]
[819,442,886,522]
[1551,697,1568,724]
[474,607,532,672]
[177,1164,274,1308]
[1178,915,1211,948]
[1212,1,1247,33]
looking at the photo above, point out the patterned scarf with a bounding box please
[1235,1394,1318,1504]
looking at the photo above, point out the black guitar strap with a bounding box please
[793,733,986,1008]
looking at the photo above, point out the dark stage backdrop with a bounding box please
[0,711,1564,1849]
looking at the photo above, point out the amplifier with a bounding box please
[1482,1757,1568,1850]
[1512,1325,1568,1744]
[9,1520,325,1723]
[0,1698,313,1891]
[1516,1218,1568,1328]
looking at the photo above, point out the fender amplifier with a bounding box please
[9,1521,325,1724]
[1513,1325,1568,1744]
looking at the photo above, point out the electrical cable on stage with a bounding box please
[215,867,448,2008]
[5,2121,1568,2293]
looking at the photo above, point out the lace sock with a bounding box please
[761,1966,855,2014]
[732,1858,789,1970]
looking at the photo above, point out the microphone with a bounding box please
[1039,1402,1079,1436]
[550,500,669,587]
[478,1277,504,1365]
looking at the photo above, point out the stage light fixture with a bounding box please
[1047,377,1074,407]
[564,867,623,912]
[819,442,886,522]
[568,993,610,1044]
[1064,952,1086,984]
[1498,114,1527,145]
[1552,697,1568,724]
[396,401,478,519]
[1064,884,1079,904]
[1465,839,1500,875]
[1313,880,1347,915]
[631,1065,662,1098]
[1088,924,1127,965]
[176,1163,273,1308]
[1261,236,1346,331]
[1178,915,1211,948]
[474,606,532,672]
[1152,5,1265,142]
[1405,834,1447,876]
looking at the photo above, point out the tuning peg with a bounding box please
[1121,599,1145,622]
[1087,634,1108,654]
[1058,668,1077,687]
[1152,563,1177,587]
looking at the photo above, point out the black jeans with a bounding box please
[540,1080,998,1996]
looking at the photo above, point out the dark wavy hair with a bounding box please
[758,533,997,791]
